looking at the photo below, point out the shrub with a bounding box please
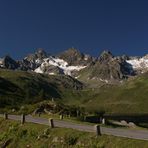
[43,128,51,135]
[17,129,28,138]
[64,134,78,145]
[0,132,8,141]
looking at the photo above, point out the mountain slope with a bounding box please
[1,49,148,114]
[0,67,148,114]
[62,73,148,113]
[0,69,83,107]
[77,51,133,86]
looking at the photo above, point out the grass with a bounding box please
[85,75,148,113]
[0,69,82,109]
[35,113,96,126]
[1,69,148,114]
[61,73,148,114]
[35,114,148,130]
[0,118,148,148]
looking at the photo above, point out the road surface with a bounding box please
[0,114,148,141]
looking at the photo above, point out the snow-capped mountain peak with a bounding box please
[2,49,148,81]
[34,56,86,76]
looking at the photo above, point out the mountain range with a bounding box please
[1,48,148,113]
[1,48,148,85]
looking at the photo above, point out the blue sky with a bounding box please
[0,0,147,59]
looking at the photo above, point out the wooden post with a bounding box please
[4,113,8,120]
[102,118,106,125]
[94,125,101,136]
[21,114,25,124]
[38,112,41,117]
[84,116,86,121]
[49,118,54,128]
[76,110,80,117]
[68,114,71,118]
[60,114,63,120]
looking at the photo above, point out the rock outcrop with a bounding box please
[58,48,94,66]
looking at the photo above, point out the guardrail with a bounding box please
[0,113,148,140]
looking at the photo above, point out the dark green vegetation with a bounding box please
[0,118,148,148]
[0,69,148,114]
[0,69,82,109]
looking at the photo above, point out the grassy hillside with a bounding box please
[87,73,148,113]
[0,118,148,148]
[1,69,148,114]
[62,73,148,114]
[0,69,83,108]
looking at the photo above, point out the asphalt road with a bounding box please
[0,114,148,141]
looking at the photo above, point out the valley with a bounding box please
[0,48,148,147]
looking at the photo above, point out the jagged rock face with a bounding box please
[1,56,19,70]
[26,48,48,62]
[18,48,48,70]
[0,48,148,83]
[18,59,38,71]
[98,50,113,63]
[46,66,64,75]
[35,48,48,59]
[87,51,133,81]
[58,48,93,66]
[90,60,123,80]
[121,55,129,60]
[3,48,87,76]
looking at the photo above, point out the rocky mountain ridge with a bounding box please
[0,48,148,83]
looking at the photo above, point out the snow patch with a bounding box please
[84,56,88,61]
[63,65,86,75]
[100,78,109,83]
[35,59,42,64]
[75,75,80,79]
[48,72,55,75]
[126,57,148,69]
[0,59,3,64]
[34,56,87,76]
[0,58,4,67]
[34,67,43,73]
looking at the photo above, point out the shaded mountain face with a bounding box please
[18,48,48,70]
[0,48,148,84]
[0,56,19,70]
